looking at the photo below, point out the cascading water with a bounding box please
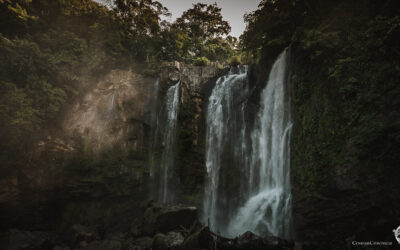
[228,49,292,238]
[203,49,292,239]
[158,82,180,203]
[149,78,160,179]
[203,66,250,232]
[105,91,118,120]
[108,92,115,111]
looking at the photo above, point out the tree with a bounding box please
[172,3,234,62]
[240,0,305,59]
[112,0,170,60]
[0,0,36,36]
[113,0,169,36]
[174,3,230,41]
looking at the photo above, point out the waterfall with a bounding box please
[149,79,160,179]
[105,91,117,120]
[108,92,115,111]
[228,49,292,238]
[159,82,180,203]
[203,66,250,232]
[203,49,292,239]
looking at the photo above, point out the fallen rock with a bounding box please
[180,226,295,250]
[6,230,54,250]
[52,246,71,250]
[152,232,184,250]
[217,231,294,250]
[134,236,153,249]
[82,239,122,250]
[142,203,197,235]
[180,226,214,250]
[140,200,156,212]
[131,218,143,237]
[69,224,100,246]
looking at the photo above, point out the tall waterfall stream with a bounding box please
[158,82,181,203]
[203,49,293,239]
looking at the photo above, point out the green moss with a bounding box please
[175,101,205,199]
[289,13,400,197]
[227,55,241,66]
[193,56,210,66]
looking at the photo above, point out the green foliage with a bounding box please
[175,3,230,41]
[112,0,170,61]
[66,137,148,176]
[227,55,241,66]
[0,0,37,36]
[202,38,234,62]
[175,101,205,201]
[193,56,210,66]
[242,0,400,196]
[240,0,305,60]
[0,0,138,172]
[168,3,235,64]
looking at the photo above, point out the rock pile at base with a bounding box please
[2,202,298,250]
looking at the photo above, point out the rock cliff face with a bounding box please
[64,69,158,153]
[251,49,400,249]
[0,68,158,233]
[160,62,224,101]
[0,63,227,239]
[245,48,400,248]
[156,62,228,204]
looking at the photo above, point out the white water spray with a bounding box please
[203,50,293,238]
[229,50,292,238]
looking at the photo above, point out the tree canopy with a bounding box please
[175,3,231,40]
[169,3,235,63]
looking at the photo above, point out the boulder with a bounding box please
[6,230,54,250]
[69,224,100,246]
[140,200,156,212]
[181,227,295,250]
[131,218,143,237]
[180,226,215,250]
[217,231,294,250]
[142,203,197,235]
[53,246,71,250]
[134,236,153,249]
[152,232,184,250]
[83,239,122,250]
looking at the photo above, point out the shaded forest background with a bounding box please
[0,0,240,180]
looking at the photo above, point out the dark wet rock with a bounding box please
[292,188,400,249]
[180,226,214,250]
[152,232,184,250]
[140,200,156,212]
[221,231,294,250]
[134,236,153,249]
[1,203,298,250]
[159,62,228,104]
[6,230,54,250]
[105,231,128,241]
[142,203,197,235]
[81,239,122,250]
[152,234,168,250]
[69,224,100,246]
[181,227,294,250]
[131,218,143,237]
[53,246,71,250]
